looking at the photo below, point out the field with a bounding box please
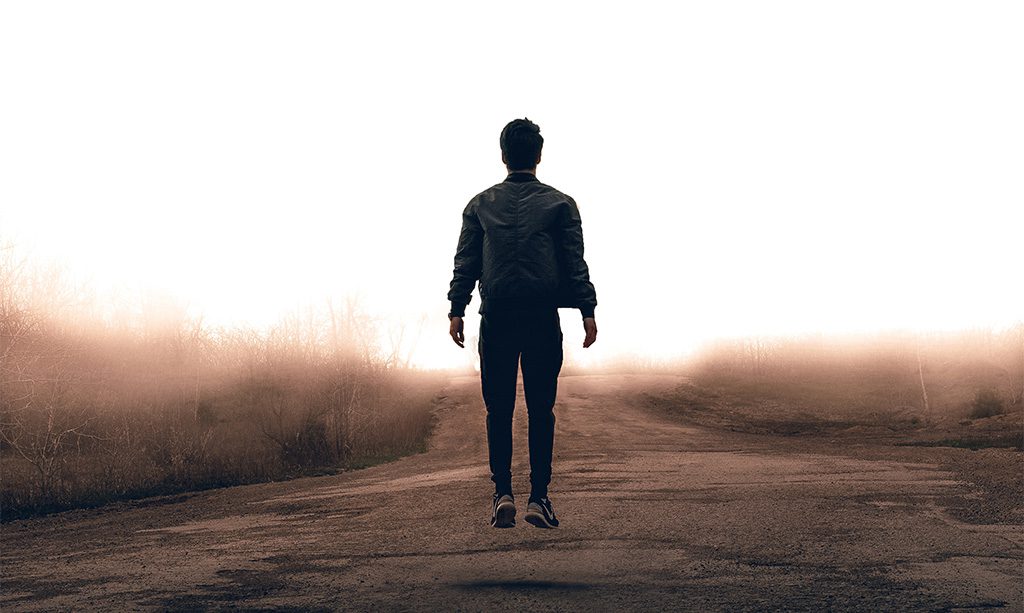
[3,253,1022,610]
[672,328,1022,439]
[1,256,444,520]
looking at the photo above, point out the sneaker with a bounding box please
[524,496,559,529]
[491,493,516,528]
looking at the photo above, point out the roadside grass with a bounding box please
[1,371,444,522]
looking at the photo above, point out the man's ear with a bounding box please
[501,152,507,165]
[535,151,542,166]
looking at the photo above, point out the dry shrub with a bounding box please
[970,389,1006,419]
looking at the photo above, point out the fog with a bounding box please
[2,1,1021,368]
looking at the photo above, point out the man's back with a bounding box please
[448,172,597,318]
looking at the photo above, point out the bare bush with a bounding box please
[971,389,1006,419]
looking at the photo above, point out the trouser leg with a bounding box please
[478,312,520,495]
[520,310,563,499]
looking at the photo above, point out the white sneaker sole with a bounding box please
[492,501,515,528]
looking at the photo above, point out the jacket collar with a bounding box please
[504,171,539,183]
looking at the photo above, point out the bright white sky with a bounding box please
[2,1,1022,369]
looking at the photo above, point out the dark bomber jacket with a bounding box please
[447,171,598,319]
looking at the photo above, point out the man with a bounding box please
[447,118,598,529]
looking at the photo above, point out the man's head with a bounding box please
[500,118,543,171]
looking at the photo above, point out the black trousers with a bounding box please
[478,308,563,498]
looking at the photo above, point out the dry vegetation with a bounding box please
[666,328,1024,446]
[0,249,444,520]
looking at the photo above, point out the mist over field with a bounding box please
[0,248,444,519]
[3,245,1021,520]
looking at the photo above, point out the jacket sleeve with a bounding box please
[560,197,598,318]
[447,200,483,317]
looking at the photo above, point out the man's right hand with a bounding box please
[583,317,598,348]
[449,316,465,348]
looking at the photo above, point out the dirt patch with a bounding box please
[646,381,1024,526]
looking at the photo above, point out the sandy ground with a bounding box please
[2,374,1021,611]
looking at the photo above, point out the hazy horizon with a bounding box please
[2,1,1022,369]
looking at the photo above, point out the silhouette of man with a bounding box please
[447,118,598,529]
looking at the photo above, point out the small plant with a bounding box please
[970,389,1005,419]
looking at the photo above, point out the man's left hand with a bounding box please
[449,316,465,348]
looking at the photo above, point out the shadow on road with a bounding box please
[454,579,594,592]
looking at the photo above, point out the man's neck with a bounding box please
[506,168,536,175]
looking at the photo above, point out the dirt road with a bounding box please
[2,374,1021,611]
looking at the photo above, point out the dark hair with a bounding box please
[500,118,543,170]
